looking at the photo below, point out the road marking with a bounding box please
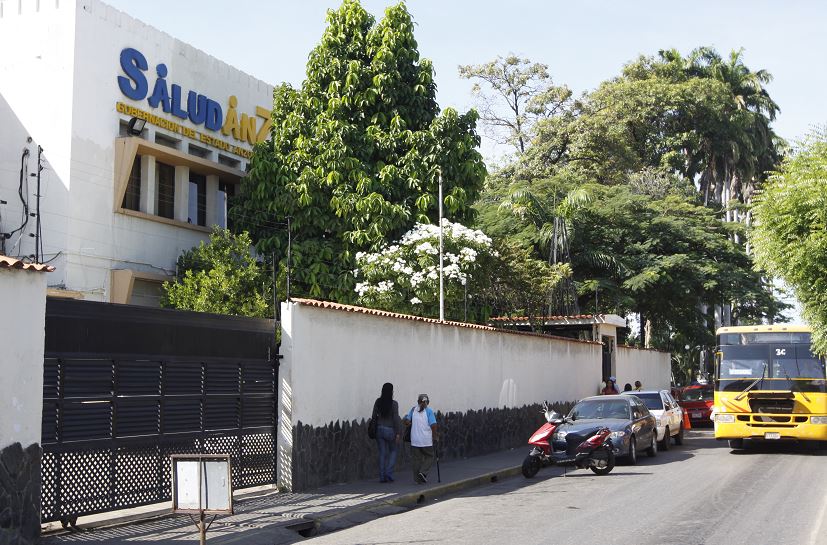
[809,485,827,545]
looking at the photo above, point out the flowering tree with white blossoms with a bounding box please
[354,219,497,319]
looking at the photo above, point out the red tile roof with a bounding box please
[0,255,55,273]
[290,298,599,345]
[489,314,598,321]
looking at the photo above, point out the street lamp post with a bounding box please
[438,174,444,322]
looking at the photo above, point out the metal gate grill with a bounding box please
[41,356,276,523]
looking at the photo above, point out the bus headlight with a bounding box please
[715,414,735,423]
[811,416,827,424]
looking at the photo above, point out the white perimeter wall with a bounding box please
[0,269,48,448]
[615,345,671,391]
[278,301,604,487]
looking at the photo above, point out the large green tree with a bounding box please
[516,46,783,203]
[233,0,486,302]
[752,132,827,354]
[476,173,785,349]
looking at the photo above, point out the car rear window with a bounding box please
[681,388,713,401]
[631,393,663,411]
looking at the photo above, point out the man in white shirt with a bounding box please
[404,394,438,483]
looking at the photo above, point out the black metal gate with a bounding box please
[41,298,278,523]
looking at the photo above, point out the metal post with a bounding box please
[286,216,292,301]
[438,174,444,322]
[464,277,468,323]
[34,145,43,262]
[272,251,278,323]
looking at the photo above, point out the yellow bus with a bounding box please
[713,325,827,449]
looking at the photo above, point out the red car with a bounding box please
[678,385,714,425]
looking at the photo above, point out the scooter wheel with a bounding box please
[590,448,615,476]
[522,455,542,478]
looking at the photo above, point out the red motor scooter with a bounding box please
[522,401,615,478]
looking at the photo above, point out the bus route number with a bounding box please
[775,348,786,356]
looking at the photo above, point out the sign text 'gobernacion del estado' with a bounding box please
[116,47,271,159]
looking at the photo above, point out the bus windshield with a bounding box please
[717,343,826,392]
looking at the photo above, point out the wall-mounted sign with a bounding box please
[117,47,271,148]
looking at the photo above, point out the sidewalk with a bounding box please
[42,448,527,544]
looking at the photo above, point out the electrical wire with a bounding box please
[5,148,31,246]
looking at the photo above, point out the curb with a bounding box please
[308,465,523,533]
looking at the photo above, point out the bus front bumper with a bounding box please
[714,414,827,441]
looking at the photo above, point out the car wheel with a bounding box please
[626,436,637,465]
[728,438,744,450]
[674,423,684,446]
[647,431,657,457]
[659,427,670,451]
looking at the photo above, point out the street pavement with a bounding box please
[302,429,827,545]
[41,446,528,544]
[41,430,827,545]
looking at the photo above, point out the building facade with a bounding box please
[0,0,273,305]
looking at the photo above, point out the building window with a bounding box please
[188,173,207,226]
[156,162,175,220]
[130,278,164,308]
[122,154,141,211]
[218,154,241,169]
[155,133,180,150]
[217,180,236,230]
[188,143,210,159]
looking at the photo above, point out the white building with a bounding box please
[0,0,274,305]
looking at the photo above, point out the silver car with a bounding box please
[622,390,685,449]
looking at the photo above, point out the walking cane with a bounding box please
[436,432,441,483]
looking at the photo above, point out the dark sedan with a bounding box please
[553,395,658,464]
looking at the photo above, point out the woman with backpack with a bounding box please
[371,382,401,483]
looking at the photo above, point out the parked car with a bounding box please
[556,395,658,465]
[622,390,684,449]
[678,384,714,425]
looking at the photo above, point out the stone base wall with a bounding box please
[291,401,574,491]
[0,443,41,545]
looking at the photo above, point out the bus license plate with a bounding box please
[765,432,781,440]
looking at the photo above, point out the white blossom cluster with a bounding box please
[353,220,494,302]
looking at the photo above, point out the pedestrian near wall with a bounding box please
[634,380,642,391]
[602,377,620,395]
[623,383,633,392]
[404,393,438,484]
[372,382,401,483]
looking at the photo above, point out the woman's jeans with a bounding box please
[376,425,398,481]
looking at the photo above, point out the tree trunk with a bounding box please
[644,319,652,349]
[639,311,646,348]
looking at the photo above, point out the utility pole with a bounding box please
[272,251,278,324]
[286,216,292,301]
[438,174,444,322]
[32,146,43,263]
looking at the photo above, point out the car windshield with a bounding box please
[681,388,713,401]
[630,393,663,411]
[569,399,630,420]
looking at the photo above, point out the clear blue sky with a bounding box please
[105,0,826,159]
